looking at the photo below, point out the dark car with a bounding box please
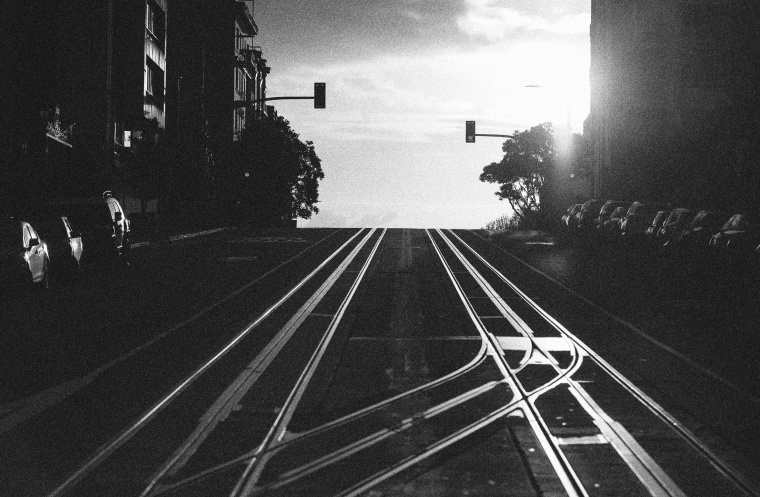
[620,201,671,243]
[675,210,731,253]
[51,192,130,266]
[561,204,583,229]
[577,199,604,230]
[645,210,671,245]
[594,200,629,229]
[657,208,696,247]
[33,215,83,279]
[599,206,628,241]
[0,219,51,296]
[709,214,760,259]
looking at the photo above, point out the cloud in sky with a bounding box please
[269,40,589,144]
[457,0,591,41]
[253,1,591,228]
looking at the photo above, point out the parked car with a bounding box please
[50,192,130,266]
[709,214,760,258]
[0,219,51,296]
[577,199,604,230]
[594,200,630,229]
[561,204,583,229]
[620,201,671,242]
[33,215,83,279]
[657,208,696,247]
[675,210,731,253]
[599,206,629,241]
[645,210,672,245]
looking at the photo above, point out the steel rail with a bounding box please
[141,228,382,496]
[268,345,489,446]
[468,229,760,407]
[143,353,495,496]
[252,380,513,495]
[429,229,588,497]
[441,229,688,497]
[2,229,346,437]
[231,229,388,496]
[156,378,508,496]
[447,229,760,497]
[177,228,581,496]
[339,399,527,497]
[248,229,542,497]
[48,228,368,497]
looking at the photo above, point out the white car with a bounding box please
[0,220,51,295]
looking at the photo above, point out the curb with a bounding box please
[130,227,231,249]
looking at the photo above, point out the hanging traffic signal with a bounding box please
[466,121,475,143]
[314,82,326,108]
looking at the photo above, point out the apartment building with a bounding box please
[166,0,270,198]
[586,0,760,210]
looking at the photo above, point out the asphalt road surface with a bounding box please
[1,227,759,496]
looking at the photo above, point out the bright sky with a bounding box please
[253,0,590,228]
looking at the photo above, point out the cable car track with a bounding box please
[43,227,760,496]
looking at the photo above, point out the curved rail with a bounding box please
[444,228,760,497]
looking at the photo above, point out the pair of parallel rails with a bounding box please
[49,228,759,497]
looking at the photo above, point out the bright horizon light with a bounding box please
[254,1,591,228]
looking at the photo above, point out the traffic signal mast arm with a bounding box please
[465,121,513,142]
[233,96,314,106]
[233,83,325,109]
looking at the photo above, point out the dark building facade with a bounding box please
[585,0,760,213]
[165,0,270,202]
[1,0,168,213]
[2,0,272,217]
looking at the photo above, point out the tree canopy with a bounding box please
[479,122,556,227]
[235,116,324,223]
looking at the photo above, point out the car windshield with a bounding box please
[652,212,669,225]
[690,211,707,228]
[669,210,685,223]
[722,215,745,231]
[601,202,621,215]
[582,200,599,212]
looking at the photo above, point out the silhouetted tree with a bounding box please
[234,116,324,225]
[479,123,555,228]
[479,122,590,229]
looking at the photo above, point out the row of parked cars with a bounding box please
[561,199,759,259]
[0,192,131,298]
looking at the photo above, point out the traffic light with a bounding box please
[466,121,475,143]
[314,82,326,109]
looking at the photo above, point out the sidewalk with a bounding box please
[126,198,232,248]
[130,226,230,249]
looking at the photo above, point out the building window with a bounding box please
[146,59,165,104]
[147,1,166,45]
